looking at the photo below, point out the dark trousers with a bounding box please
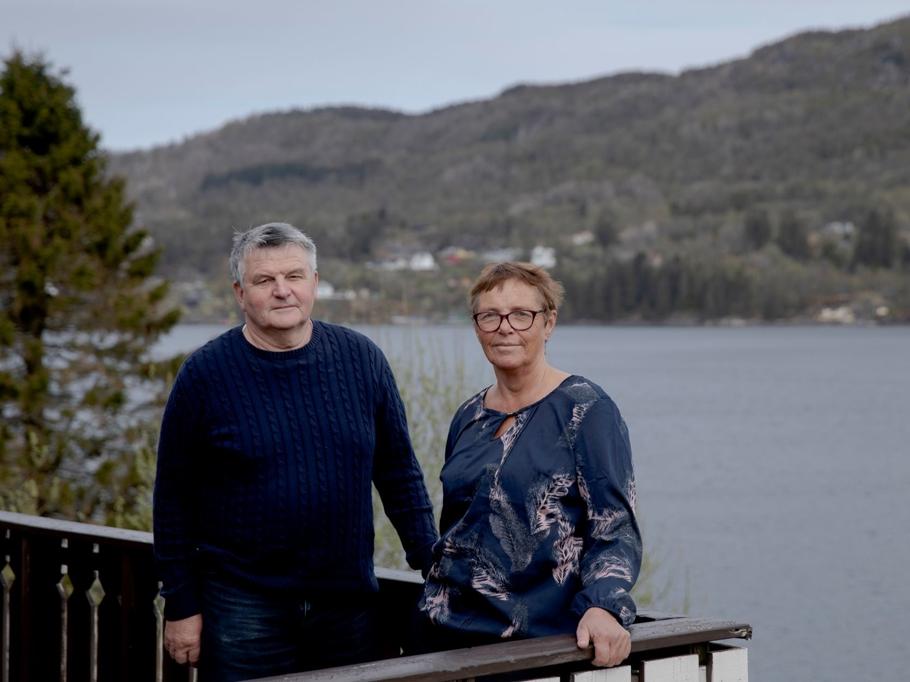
[408,615,503,654]
[198,572,379,681]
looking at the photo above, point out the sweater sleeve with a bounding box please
[370,349,439,574]
[153,366,202,620]
[570,397,642,627]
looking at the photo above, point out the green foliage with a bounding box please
[0,52,180,523]
[853,206,898,269]
[593,209,619,248]
[373,332,480,569]
[775,209,810,261]
[743,208,772,250]
[631,545,679,612]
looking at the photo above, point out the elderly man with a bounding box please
[153,222,438,680]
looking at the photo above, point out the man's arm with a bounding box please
[370,350,439,572]
[153,369,204,621]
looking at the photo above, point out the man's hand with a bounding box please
[165,614,202,666]
[576,607,630,667]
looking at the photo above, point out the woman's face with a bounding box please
[473,278,556,373]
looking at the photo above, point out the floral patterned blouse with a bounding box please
[419,375,642,639]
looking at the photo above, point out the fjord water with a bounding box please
[156,324,910,681]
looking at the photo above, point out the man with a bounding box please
[153,222,438,680]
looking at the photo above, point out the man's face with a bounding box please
[233,244,318,338]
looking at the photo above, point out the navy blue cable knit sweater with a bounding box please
[153,322,438,620]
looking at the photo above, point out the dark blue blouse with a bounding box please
[419,376,641,639]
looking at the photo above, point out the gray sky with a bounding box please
[4,0,908,151]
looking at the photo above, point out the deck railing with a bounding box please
[0,511,751,682]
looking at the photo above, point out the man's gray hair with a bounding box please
[230,222,318,285]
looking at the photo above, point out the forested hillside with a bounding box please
[110,16,910,323]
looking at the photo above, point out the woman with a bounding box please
[417,262,641,668]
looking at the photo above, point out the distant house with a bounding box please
[409,252,438,271]
[375,257,408,271]
[530,245,556,268]
[373,252,438,271]
[316,281,357,300]
[820,221,855,240]
[570,230,595,246]
[481,247,523,263]
[438,246,476,265]
[816,306,856,325]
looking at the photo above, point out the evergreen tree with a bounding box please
[853,207,897,269]
[0,52,180,524]
[743,208,772,250]
[593,209,619,248]
[775,209,810,261]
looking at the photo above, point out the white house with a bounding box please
[409,252,438,271]
[530,245,556,268]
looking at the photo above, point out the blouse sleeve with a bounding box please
[570,396,642,627]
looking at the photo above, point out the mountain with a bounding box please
[109,16,910,322]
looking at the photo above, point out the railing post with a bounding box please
[85,543,105,682]
[153,582,165,682]
[0,531,15,682]
[56,538,74,682]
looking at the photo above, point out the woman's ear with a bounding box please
[545,309,557,339]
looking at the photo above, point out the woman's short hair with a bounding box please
[230,222,317,285]
[469,262,565,312]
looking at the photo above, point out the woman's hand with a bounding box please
[576,607,631,667]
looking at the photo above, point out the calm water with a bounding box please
[155,324,910,680]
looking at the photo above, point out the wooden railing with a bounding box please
[0,511,751,682]
[251,616,752,682]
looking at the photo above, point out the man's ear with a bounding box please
[233,281,244,308]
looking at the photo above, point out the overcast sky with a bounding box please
[4,0,908,151]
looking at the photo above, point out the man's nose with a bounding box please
[273,278,291,296]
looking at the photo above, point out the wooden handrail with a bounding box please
[0,510,423,584]
[251,618,752,681]
[0,510,150,546]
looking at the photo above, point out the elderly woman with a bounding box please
[417,262,642,667]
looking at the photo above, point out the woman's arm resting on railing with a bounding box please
[576,606,631,667]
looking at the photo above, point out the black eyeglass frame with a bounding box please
[472,309,549,332]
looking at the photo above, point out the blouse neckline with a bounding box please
[480,374,578,417]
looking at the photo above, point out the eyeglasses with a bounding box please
[472,309,548,332]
